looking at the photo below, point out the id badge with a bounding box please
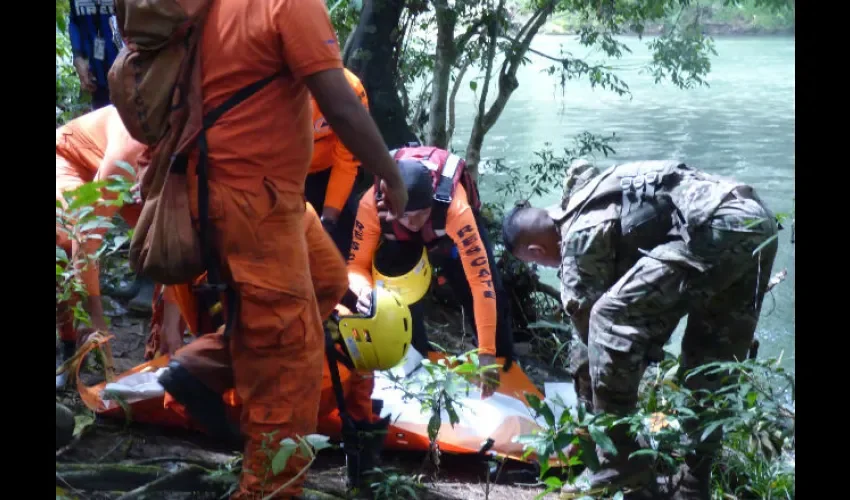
[93,37,106,61]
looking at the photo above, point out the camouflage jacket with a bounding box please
[552,161,766,340]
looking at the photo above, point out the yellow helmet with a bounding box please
[337,287,413,372]
[372,246,432,305]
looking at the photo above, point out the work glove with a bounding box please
[355,288,373,315]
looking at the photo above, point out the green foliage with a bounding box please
[56,0,88,126]
[513,354,795,497]
[544,0,794,34]
[253,432,333,499]
[56,164,136,332]
[369,467,426,499]
[327,0,361,48]
[513,393,618,497]
[492,133,618,202]
[385,346,499,471]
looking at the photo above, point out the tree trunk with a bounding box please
[425,1,457,148]
[464,2,554,178]
[344,0,419,150]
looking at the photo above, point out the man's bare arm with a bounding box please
[305,68,406,215]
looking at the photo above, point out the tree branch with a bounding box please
[455,18,487,56]
[477,0,502,126]
[482,2,555,132]
[447,60,471,145]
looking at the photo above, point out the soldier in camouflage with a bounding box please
[501,159,779,499]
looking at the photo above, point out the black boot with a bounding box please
[342,414,391,497]
[561,422,658,498]
[158,361,243,449]
[128,276,156,314]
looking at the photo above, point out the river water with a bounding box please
[448,35,795,371]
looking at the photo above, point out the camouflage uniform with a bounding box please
[552,161,779,499]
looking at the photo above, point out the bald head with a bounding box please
[502,204,561,267]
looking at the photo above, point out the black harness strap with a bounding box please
[191,71,281,338]
[325,324,357,423]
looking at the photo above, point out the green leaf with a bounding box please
[272,438,298,475]
[700,420,726,443]
[113,160,136,176]
[629,449,658,460]
[588,425,616,455]
[73,413,95,437]
[453,362,477,374]
[469,80,478,91]
[752,233,779,256]
[553,432,575,451]
[537,401,556,427]
[304,434,331,452]
[578,437,599,470]
[525,393,543,412]
[445,402,460,427]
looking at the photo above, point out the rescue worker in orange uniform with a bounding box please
[56,105,147,388]
[307,68,370,257]
[348,146,515,399]
[151,203,405,493]
[181,1,407,496]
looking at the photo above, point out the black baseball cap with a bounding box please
[397,159,434,212]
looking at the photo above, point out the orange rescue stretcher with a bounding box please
[73,335,560,465]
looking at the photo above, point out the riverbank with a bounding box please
[542,21,794,36]
[538,1,795,36]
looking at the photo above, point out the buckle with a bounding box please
[644,171,658,185]
[619,177,633,191]
[633,175,645,190]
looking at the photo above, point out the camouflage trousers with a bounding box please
[571,193,779,495]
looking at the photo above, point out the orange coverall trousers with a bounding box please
[172,190,375,497]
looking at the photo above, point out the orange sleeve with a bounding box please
[444,185,498,356]
[347,186,382,295]
[274,0,344,80]
[323,142,360,212]
[321,71,370,212]
[304,203,349,318]
[76,116,146,298]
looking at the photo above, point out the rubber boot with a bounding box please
[56,340,76,390]
[342,414,391,497]
[128,276,155,314]
[562,422,658,498]
[107,278,141,299]
[158,360,243,449]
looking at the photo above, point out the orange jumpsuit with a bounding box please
[190,2,347,495]
[348,184,501,356]
[307,68,369,215]
[149,204,376,424]
[56,105,146,342]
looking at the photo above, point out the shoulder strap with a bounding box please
[429,153,464,233]
[192,71,281,337]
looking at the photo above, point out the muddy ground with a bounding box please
[56,294,574,499]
